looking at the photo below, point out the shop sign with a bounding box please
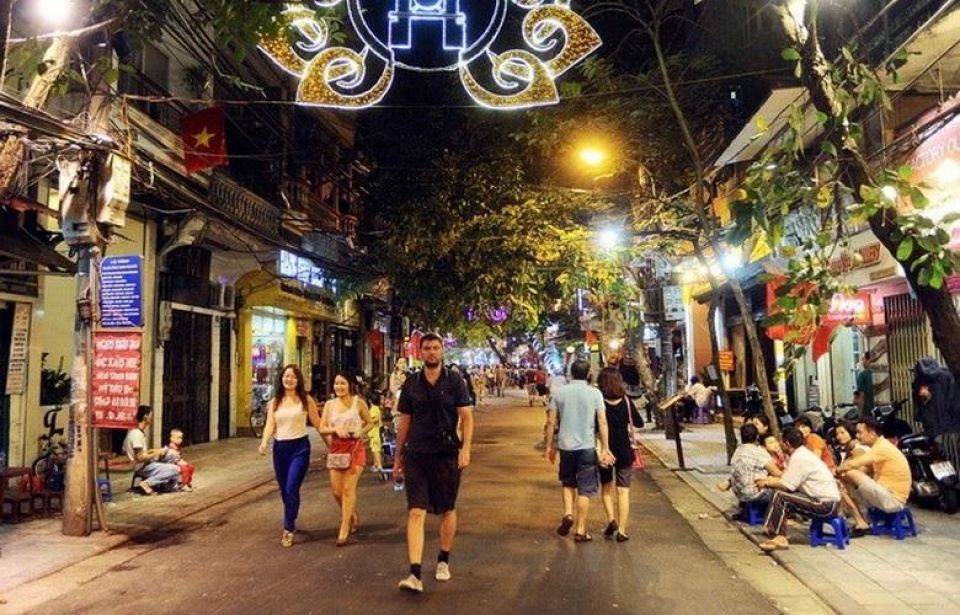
[4,303,31,395]
[829,243,882,273]
[824,292,872,325]
[92,331,142,429]
[100,255,143,327]
[718,350,735,372]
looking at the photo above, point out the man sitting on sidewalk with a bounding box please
[123,405,181,495]
[836,416,911,537]
[755,427,840,551]
[719,422,782,517]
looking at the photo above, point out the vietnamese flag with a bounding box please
[181,106,227,175]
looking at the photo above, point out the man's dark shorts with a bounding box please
[558,448,599,496]
[404,451,461,514]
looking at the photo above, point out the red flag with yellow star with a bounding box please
[181,106,227,175]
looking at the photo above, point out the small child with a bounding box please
[159,428,195,492]
[366,394,385,478]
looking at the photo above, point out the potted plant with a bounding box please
[40,353,71,407]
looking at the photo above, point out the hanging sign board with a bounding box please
[718,350,735,372]
[4,303,31,395]
[91,331,142,429]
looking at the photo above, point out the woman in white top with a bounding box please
[258,364,323,547]
[319,371,373,546]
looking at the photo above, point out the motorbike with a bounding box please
[898,431,960,514]
[870,399,913,444]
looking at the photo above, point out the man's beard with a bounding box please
[424,359,441,369]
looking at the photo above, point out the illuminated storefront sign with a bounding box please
[278,250,336,293]
[259,0,601,109]
[823,292,871,325]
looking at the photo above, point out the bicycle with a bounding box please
[32,406,67,492]
[249,389,270,438]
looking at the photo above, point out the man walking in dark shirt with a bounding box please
[394,333,475,594]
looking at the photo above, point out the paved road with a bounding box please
[20,402,782,615]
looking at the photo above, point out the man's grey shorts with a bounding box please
[853,476,905,513]
[558,448,599,496]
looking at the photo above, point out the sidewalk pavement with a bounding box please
[0,431,289,599]
[636,420,960,615]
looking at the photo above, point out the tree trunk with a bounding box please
[726,274,779,436]
[708,300,737,462]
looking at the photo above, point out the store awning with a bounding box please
[0,226,77,274]
[712,87,820,168]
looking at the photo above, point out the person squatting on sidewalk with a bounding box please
[258,364,324,548]
[123,405,181,495]
[756,427,840,551]
[393,333,475,595]
[545,359,611,542]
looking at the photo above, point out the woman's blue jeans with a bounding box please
[272,436,311,531]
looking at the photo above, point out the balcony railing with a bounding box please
[860,0,953,66]
[281,178,341,233]
[209,175,282,240]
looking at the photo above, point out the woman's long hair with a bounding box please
[274,364,309,409]
[597,367,626,399]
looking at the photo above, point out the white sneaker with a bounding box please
[398,574,423,594]
[435,562,451,582]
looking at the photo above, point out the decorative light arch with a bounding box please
[259,0,601,109]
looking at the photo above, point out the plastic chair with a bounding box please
[745,499,767,525]
[97,478,113,503]
[868,507,917,540]
[810,514,849,549]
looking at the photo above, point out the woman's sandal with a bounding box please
[573,533,593,542]
[615,532,630,542]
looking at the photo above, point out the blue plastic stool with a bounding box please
[810,515,849,549]
[97,478,113,503]
[745,500,768,525]
[868,507,917,540]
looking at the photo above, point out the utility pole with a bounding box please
[60,150,100,536]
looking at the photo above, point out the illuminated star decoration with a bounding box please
[258,0,601,110]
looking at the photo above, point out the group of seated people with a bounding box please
[720,413,910,550]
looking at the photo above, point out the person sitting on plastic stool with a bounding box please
[123,405,181,495]
[836,415,911,537]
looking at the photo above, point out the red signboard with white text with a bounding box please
[92,331,142,429]
[823,292,872,325]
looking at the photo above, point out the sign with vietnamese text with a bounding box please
[100,255,143,327]
[4,303,31,395]
[718,350,735,372]
[92,331,142,428]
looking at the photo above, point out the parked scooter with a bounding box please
[870,399,913,444]
[898,431,960,514]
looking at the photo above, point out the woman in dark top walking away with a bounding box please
[597,367,645,542]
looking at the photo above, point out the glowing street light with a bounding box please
[580,147,607,167]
